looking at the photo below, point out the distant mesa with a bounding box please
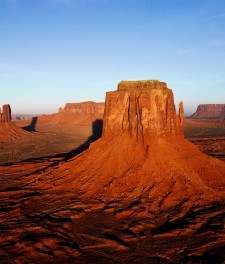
[190,104,225,119]
[59,101,105,115]
[0,104,11,123]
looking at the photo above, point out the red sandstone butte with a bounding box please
[0,104,11,122]
[51,80,225,208]
[0,104,33,142]
[103,80,184,139]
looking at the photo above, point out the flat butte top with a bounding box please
[117,80,167,91]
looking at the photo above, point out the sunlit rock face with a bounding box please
[103,80,184,139]
[0,104,11,123]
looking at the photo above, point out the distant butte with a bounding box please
[0,104,34,143]
[0,104,11,122]
[190,104,225,119]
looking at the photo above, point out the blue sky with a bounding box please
[0,0,225,115]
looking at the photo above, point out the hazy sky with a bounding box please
[0,0,225,115]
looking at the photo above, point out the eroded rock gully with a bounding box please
[0,81,225,263]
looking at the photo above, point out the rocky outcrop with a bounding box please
[103,80,183,139]
[59,101,105,116]
[0,104,39,144]
[0,104,11,122]
[190,104,225,119]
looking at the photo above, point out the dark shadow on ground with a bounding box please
[22,117,38,132]
[2,119,103,167]
[62,119,103,160]
[64,119,103,160]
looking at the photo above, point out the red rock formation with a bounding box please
[0,81,225,263]
[191,104,225,118]
[0,122,31,142]
[103,80,183,139]
[55,80,225,205]
[0,104,38,144]
[59,101,105,116]
[0,104,11,122]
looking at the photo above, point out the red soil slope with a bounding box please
[0,122,31,142]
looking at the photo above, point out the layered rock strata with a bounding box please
[191,104,225,119]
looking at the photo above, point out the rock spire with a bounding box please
[0,104,11,123]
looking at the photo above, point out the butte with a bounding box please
[0,104,31,142]
[52,80,225,210]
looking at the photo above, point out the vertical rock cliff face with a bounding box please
[0,104,11,123]
[191,104,225,118]
[103,80,183,139]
